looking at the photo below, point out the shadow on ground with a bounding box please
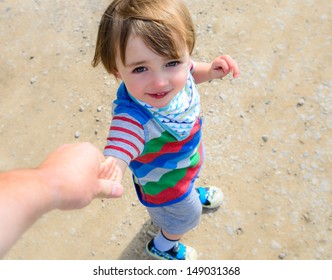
[119,219,158,260]
[118,208,219,260]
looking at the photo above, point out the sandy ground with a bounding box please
[1,0,331,260]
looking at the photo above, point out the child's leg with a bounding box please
[153,229,182,252]
[161,230,182,242]
[146,187,202,260]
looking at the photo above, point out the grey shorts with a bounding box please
[146,187,202,235]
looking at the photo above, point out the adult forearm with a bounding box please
[0,143,124,258]
[0,169,52,258]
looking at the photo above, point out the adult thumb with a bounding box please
[98,180,124,198]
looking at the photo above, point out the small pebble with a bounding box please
[271,240,282,249]
[30,76,37,84]
[297,98,305,107]
[74,131,80,138]
[236,227,244,235]
[262,135,269,142]
[278,252,287,259]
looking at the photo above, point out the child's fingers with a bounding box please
[109,166,119,181]
[220,55,240,78]
[106,157,116,174]
[229,58,240,78]
[99,157,116,179]
[98,162,107,178]
[213,57,229,75]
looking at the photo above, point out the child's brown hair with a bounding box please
[92,0,196,76]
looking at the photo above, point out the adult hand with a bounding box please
[0,142,124,258]
[38,142,124,210]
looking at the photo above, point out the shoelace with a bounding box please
[171,242,186,260]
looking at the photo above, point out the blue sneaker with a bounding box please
[197,186,224,209]
[146,240,197,260]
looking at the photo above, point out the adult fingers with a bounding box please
[97,179,124,198]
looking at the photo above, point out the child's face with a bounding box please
[115,35,191,108]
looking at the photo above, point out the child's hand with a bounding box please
[99,156,120,181]
[210,55,240,79]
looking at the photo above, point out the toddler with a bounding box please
[93,0,239,260]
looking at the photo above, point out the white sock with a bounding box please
[153,230,177,252]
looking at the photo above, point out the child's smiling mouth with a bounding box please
[147,91,169,99]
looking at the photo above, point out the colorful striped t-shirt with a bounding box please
[104,76,203,207]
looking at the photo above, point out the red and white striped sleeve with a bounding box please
[104,114,145,164]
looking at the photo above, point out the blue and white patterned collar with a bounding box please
[130,74,200,140]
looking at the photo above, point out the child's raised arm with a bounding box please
[192,55,240,84]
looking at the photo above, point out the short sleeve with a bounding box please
[104,113,145,164]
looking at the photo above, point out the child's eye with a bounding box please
[133,66,147,73]
[166,61,180,67]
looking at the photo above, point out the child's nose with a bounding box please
[151,71,168,88]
